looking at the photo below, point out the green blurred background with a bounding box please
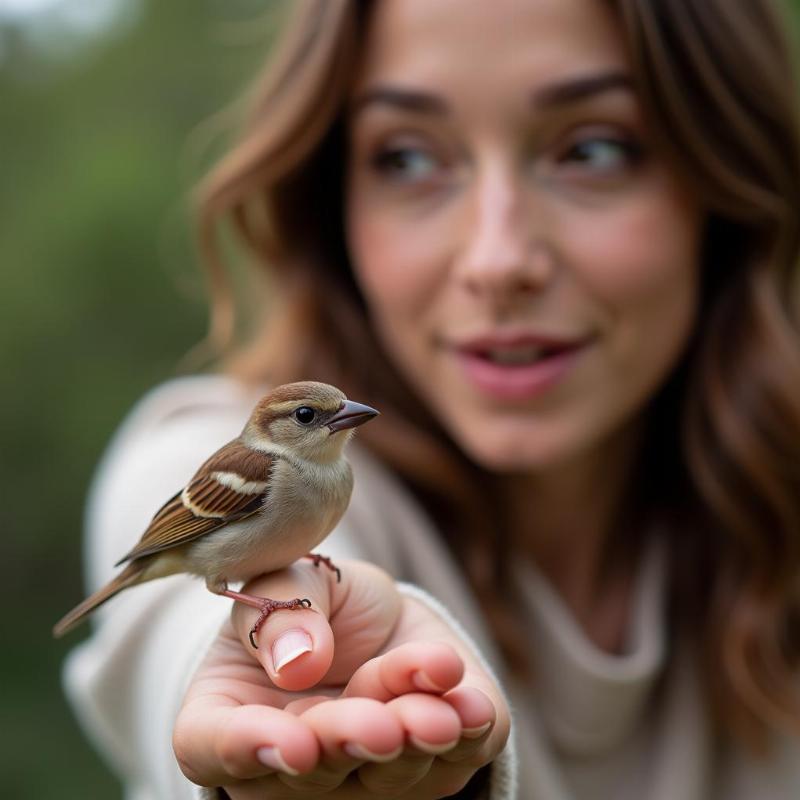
[1,0,284,796]
[4,0,800,797]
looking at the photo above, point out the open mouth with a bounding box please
[471,343,580,366]
[461,337,589,368]
[452,335,591,400]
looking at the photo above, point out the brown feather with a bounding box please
[114,445,273,565]
[53,561,145,638]
[115,491,263,564]
[196,440,275,483]
[113,493,220,564]
[188,475,250,515]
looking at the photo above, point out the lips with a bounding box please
[456,331,589,363]
[449,331,591,400]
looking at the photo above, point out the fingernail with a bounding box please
[411,669,447,693]
[408,735,459,755]
[272,628,313,673]
[343,742,404,763]
[462,721,492,738]
[256,746,299,775]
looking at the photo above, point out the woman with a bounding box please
[63,0,800,798]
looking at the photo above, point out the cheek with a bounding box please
[346,195,448,322]
[560,191,702,473]
[572,190,701,347]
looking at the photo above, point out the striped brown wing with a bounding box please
[115,444,274,565]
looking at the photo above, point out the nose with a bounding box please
[456,162,554,300]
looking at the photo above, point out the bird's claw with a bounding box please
[305,553,342,583]
[247,597,314,649]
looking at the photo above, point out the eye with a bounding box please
[293,406,316,425]
[558,134,643,174]
[371,144,438,183]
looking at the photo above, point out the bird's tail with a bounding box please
[53,561,144,638]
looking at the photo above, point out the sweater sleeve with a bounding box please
[61,377,517,800]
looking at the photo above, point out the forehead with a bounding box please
[266,382,345,416]
[351,0,628,101]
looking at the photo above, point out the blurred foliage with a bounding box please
[0,0,284,796]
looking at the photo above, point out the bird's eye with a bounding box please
[293,406,316,425]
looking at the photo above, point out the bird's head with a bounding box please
[242,381,379,462]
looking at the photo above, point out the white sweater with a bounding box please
[61,376,800,799]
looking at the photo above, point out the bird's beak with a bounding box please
[327,400,379,432]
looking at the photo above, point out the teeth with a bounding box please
[485,347,545,365]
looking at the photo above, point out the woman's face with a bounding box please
[344,0,702,472]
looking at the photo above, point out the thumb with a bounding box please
[231,561,334,691]
[231,558,402,692]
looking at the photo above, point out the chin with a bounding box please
[453,422,572,474]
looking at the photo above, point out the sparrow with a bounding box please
[53,381,378,647]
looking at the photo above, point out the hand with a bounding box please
[173,559,510,798]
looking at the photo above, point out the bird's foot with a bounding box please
[218,587,312,649]
[247,597,312,649]
[304,552,341,583]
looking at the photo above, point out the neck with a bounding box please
[503,425,643,652]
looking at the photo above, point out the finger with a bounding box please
[277,698,405,792]
[390,692,462,754]
[385,595,513,754]
[442,685,496,739]
[173,698,319,787]
[438,686,497,764]
[232,560,405,692]
[342,640,464,701]
[232,563,335,691]
[353,692,461,794]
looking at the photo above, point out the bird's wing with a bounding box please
[114,442,274,565]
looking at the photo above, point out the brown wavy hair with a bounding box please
[194,0,800,751]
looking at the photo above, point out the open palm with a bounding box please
[173,559,510,799]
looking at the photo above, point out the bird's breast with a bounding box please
[185,456,353,583]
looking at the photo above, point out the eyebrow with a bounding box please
[349,86,448,117]
[348,70,633,119]
[533,71,633,108]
